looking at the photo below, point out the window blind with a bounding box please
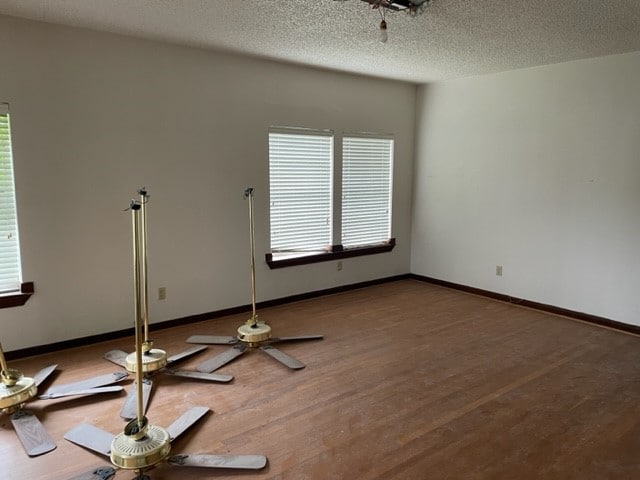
[269,129,333,255]
[342,136,393,248]
[0,104,22,293]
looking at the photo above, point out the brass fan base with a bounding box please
[125,349,167,373]
[0,375,36,410]
[237,322,272,347]
[110,424,171,470]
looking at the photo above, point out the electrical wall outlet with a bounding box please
[158,287,167,300]
[496,265,503,277]
[337,261,343,271]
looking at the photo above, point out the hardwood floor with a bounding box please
[2,279,640,479]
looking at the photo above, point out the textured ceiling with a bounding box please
[0,0,639,83]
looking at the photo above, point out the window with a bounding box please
[268,129,333,257]
[267,127,395,268]
[0,103,28,304]
[342,136,393,248]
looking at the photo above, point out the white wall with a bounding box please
[0,15,416,351]
[412,51,640,326]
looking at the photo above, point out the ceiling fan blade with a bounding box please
[68,466,116,480]
[166,406,209,442]
[104,350,129,368]
[39,385,124,400]
[120,378,153,420]
[10,409,56,456]
[196,345,246,373]
[64,423,114,456]
[163,369,233,383]
[166,345,207,365]
[40,371,128,398]
[259,346,305,369]
[167,453,267,470]
[33,364,58,388]
[186,334,238,345]
[270,334,324,343]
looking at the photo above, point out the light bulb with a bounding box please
[379,20,388,43]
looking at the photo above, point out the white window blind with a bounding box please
[269,129,333,255]
[0,104,22,293]
[342,136,393,248]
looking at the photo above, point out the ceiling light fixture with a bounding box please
[336,0,431,43]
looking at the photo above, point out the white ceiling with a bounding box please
[1,0,639,83]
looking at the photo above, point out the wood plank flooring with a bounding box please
[2,279,640,479]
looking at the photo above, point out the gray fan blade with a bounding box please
[68,466,116,480]
[260,346,305,369]
[166,406,209,442]
[40,371,128,398]
[270,334,324,343]
[186,334,238,345]
[196,345,247,373]
[120,378,152,420]
[39,386,124,400]
[166,345,207,365]
[104,350,129,368]
[11,409,56,457]
[168,453,267,469]
[164,369,233,383]
[64,423,114,456]
[33,364,58,388]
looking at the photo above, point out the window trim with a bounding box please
[266,238,395,269]
[0,282,34,309]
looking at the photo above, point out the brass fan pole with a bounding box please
[130,201,145,428]
[246,187,257,325]
[0,342,8,378]
[138,188,150,348]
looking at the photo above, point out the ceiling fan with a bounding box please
[0,342,127,457]
[186,188,323,372]
[104,189,234,420]
[64,198,267,480]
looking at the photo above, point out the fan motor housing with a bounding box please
[237,322,272,347]
[110,423,171,470]
[0,374,37,410]
[125,349,167,373]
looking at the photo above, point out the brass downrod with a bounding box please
[244,188,257,326]
[138,188,151,350]
[130,201,145,429]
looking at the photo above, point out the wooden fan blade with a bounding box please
[164,369,233,383]
[167,453,267,469]
[64,423,114,457]
[39,386,124,400]
[196,346,246,373]
[40,372,128,398]
[120,378,152,420]
[104,350,129,368]
[11,409,56,457]
[270,334,324,343]
[166,345,207,365]
[186,335,238,345]
[166,406,209,442]
[68,466,116,480]
[260,346,305,369]
[33,364,58,388]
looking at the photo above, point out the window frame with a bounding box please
[266,127,396,269]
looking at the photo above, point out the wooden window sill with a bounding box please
[266,238,396,269]
[0,282,35,309]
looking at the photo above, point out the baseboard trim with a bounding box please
[408,273,640,336]
[5,274,411,360]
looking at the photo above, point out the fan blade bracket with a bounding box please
[186,335,238,345]
[68,466,117,480]
[10,409,56,457]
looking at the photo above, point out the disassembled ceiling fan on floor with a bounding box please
[104,189,233,420]
[0,342,127,457]
[187,188,323,372]
[65,198,267,480]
